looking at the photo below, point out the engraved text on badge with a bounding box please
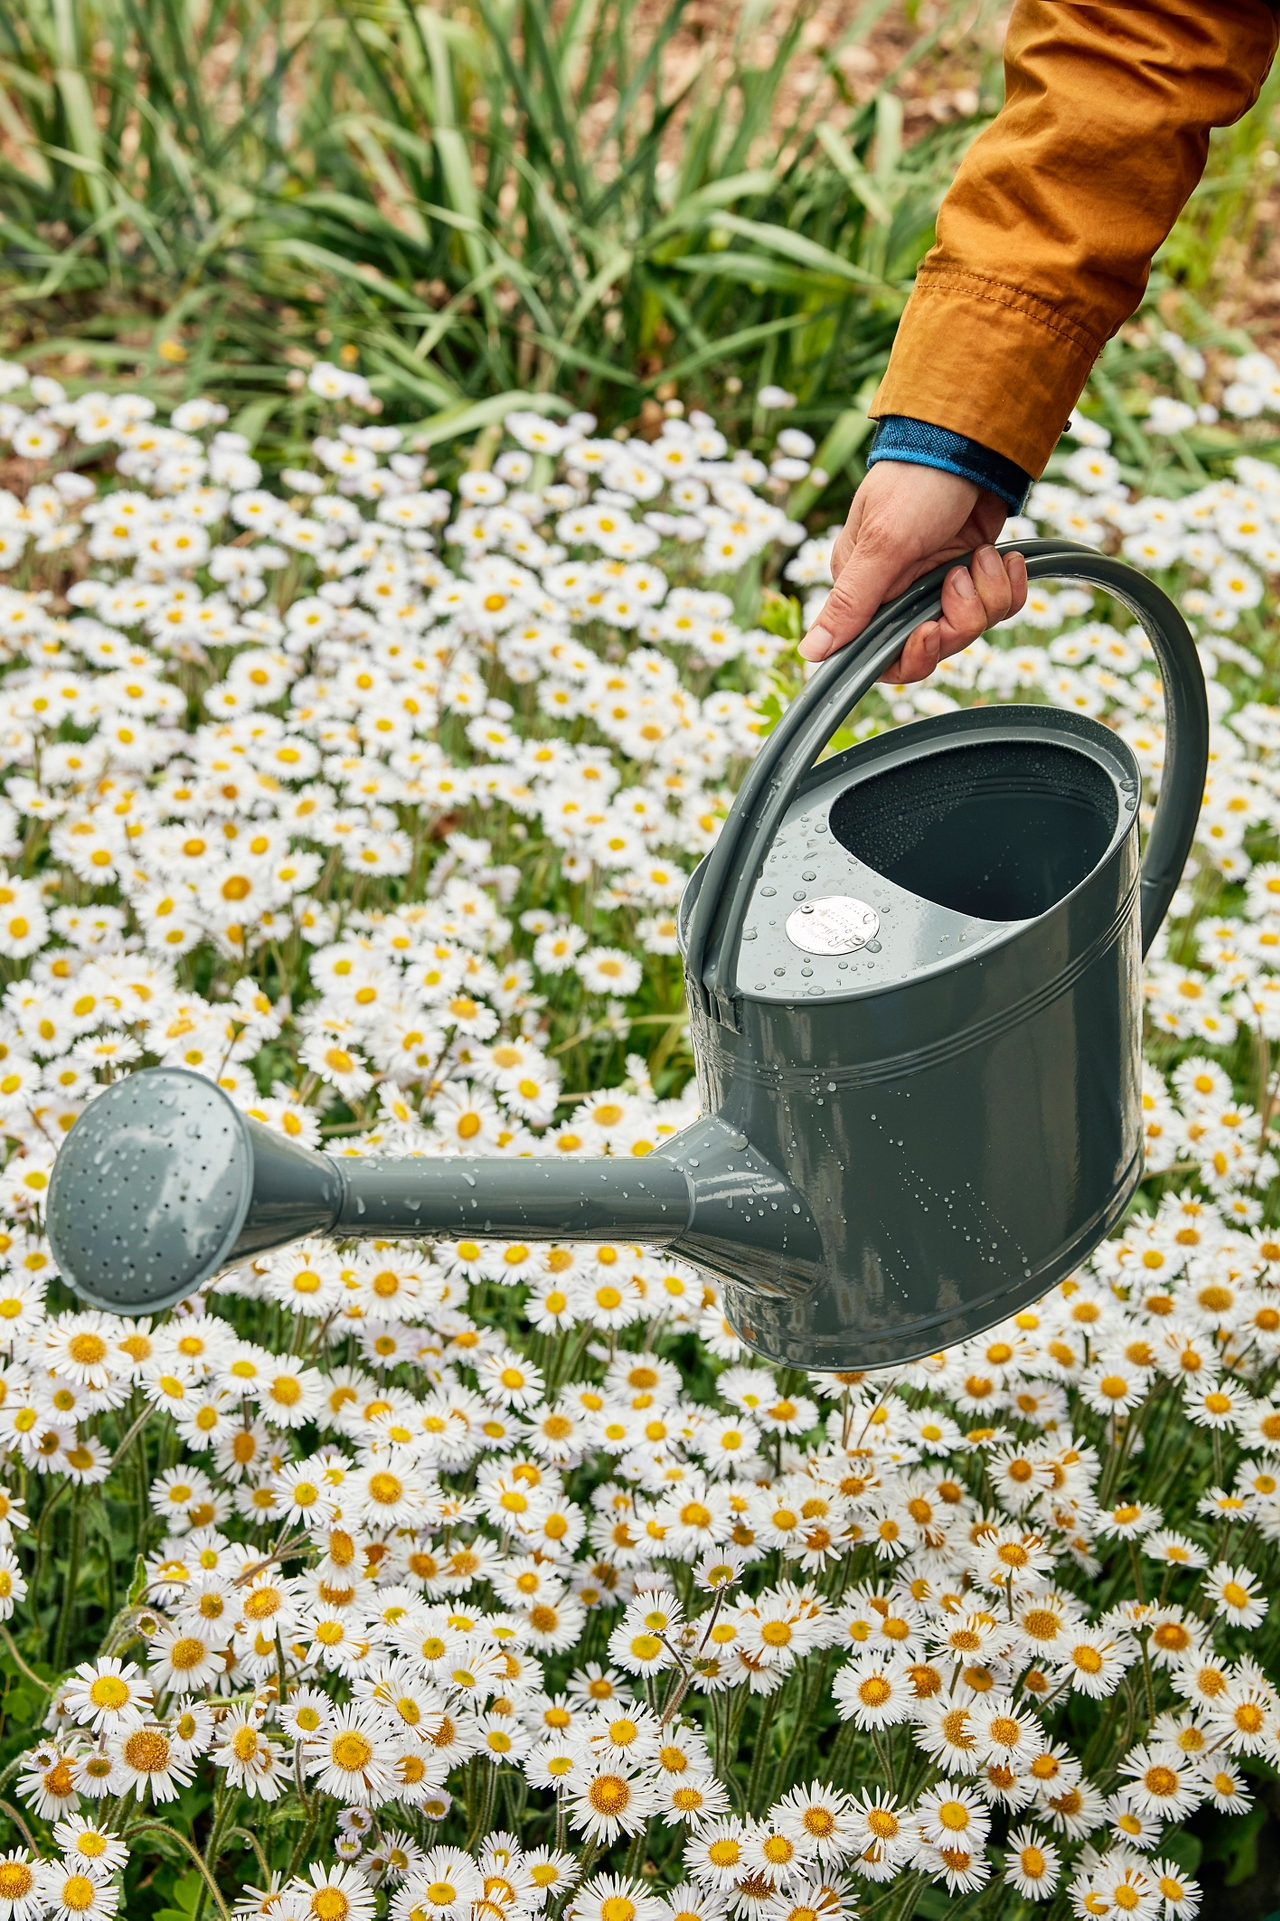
[784,896,880,956]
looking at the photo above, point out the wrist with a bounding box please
[866,416,1032,514]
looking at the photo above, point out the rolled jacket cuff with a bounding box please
[871,270,1099,475]
[865,416,1033,514]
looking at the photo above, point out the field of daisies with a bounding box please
[1,332,1280,1921]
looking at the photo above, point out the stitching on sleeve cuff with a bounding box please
[866,415,1033,514]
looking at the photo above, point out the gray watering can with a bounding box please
[46,540,1208,1370]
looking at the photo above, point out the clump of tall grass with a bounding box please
[0,0,990,471]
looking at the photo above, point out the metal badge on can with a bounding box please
[784,895,879,955]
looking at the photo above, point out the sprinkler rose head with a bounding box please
[47,1068,349,1315]
[46,1068,256,1313]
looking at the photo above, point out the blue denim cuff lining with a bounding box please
[866,416,1032,514]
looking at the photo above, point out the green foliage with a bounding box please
[152,1868,208,1921]
[758,591,803,643]
[0,0,993,462]
[1157,58,1280,297]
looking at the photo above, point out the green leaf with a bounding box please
[671,252,852,297]
[127,1553,149,1604]
[1199,1801,1263,1887]
[229,396,280,449]
[406,389,570,451]
[0,1676,48,1729]
[760,591,802,643]
[265,239,425,311]
[707,212,890,289]
[644,170,777,245]
[1159,1825,1204,1877]
[650,312,813,386]
[153,1869,205,1921]
[751,689,784,738]
[814,122,892,224]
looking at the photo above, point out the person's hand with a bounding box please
[798,460,1029,683]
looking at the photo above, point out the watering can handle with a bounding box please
[686,537,1209,1022]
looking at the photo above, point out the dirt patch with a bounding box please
[1204,176,1280,360]
[566,0,1007,176]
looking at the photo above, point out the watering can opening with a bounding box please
[828,734,1120,924]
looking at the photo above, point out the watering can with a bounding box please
[45,540,1208,1370]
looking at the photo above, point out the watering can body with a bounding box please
[677,703,1145,1368]
[46,542,1209,1372]
[676,539,1208,1367]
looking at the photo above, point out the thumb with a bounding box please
[798,538,905,662]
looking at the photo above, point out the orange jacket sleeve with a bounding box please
[871,0,1280,477]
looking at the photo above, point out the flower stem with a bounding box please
[465,1759,498,1850]
[0,1625,51,1691]
[128,1819,232,1921]
[52,1489,84,1671]
[744,1691,778,1815]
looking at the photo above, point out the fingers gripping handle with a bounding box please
[685,539,1208,1023]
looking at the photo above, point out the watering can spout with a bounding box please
[45,1067,823,1317]
[328,1149,691,1245]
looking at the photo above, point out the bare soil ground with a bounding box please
[576,0,1010,164]
[1208,183,1280,356]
